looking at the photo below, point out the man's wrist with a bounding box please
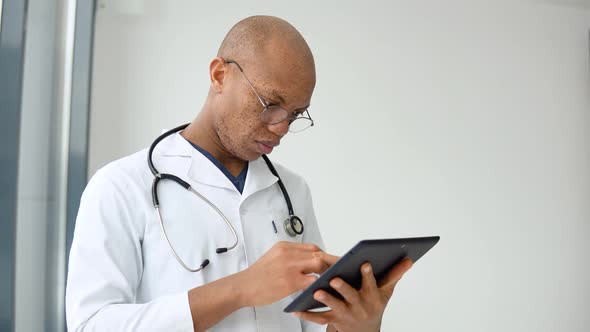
[232,270,252,308]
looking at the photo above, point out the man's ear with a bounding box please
[210,57,227,93]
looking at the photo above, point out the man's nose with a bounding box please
[268,118,289,137]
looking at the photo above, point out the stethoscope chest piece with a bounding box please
[284,215,304,237]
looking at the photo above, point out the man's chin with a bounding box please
[233,149,264,162]
[245,151,266,161]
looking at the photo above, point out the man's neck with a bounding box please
[181,116,247,177]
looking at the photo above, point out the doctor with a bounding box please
[66,15,413,332]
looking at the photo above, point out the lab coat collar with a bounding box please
[155,132,193,158]
[241,156,279,201]
[156,132,278,196]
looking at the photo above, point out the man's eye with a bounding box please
[263,97,280,107]
[287,112,302,122]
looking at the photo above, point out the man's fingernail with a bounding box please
[363,264,372,273]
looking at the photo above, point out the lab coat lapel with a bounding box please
[157,133,279,194]
[157,133,236,191]
[186,151,238,192]
[241,156,279,202]
[155,132,192,158]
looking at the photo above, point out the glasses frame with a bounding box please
[224,59,314,133]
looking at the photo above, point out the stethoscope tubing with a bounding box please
[147,123,302,273]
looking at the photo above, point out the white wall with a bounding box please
[89,0,590,331]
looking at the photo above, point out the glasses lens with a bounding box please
[260,105,288,124]
[289,117,313,133]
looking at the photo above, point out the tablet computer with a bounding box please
[283,236,440,313]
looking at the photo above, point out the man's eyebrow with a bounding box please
[270,89,286,105]
[269,89,310,111]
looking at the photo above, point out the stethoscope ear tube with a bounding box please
[261,154,295,216]
[152,174,191,208]
[161,173,191,189]
[147,123,190,177]
[262,154,304,238]
[151,177,161,207]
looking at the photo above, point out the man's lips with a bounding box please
[256,141,279,154]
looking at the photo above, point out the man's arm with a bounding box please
[66,170,195,331]
[186,272,246,332]
[187,242,334,331]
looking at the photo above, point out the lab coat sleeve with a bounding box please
[300,181,329,332]
[65,168,194,331]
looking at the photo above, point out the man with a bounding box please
[66,15,412,331]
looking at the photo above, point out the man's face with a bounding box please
[214,52,315,161]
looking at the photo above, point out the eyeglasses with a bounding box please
[224,59,314,133]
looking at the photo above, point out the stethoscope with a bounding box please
[147,123,304,272]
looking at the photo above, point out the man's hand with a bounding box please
[188,242,338,331]
[293,257,414,332]
[237,241,338,307]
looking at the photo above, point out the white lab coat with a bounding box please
[66,132,327,332]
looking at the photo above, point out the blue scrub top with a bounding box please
[185,139,248,194]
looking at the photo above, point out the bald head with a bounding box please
[217,16,315,75]
[190,16,317,163]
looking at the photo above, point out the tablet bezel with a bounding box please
[283,236,440,313]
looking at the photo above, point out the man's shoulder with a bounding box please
[89,148,151,190]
